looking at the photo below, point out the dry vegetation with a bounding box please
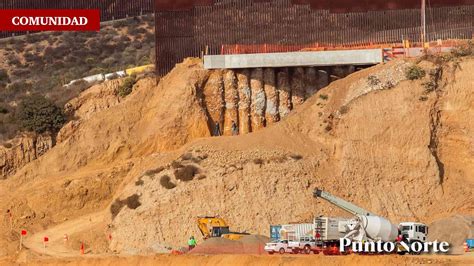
[0,14,155,143]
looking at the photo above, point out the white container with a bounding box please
[279,224,313,241]
[314,217,350,241]
[360,215,398,242]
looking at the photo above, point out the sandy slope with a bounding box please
[2,254,474,266]
[1,56,473,262]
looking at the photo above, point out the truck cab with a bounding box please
[399,222,428,243]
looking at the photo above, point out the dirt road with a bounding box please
[2,254,473,266]
[22,211,106,258]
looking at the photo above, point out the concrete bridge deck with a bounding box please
[203,49,384,69]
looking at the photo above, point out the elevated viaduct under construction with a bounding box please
[155,0,474,75]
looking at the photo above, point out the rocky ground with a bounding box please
[0,54,473,263]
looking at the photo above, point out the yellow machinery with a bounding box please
[197,216,249,240]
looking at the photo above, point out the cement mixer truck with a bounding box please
[313,188,428,255]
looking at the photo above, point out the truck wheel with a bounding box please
[279,248,285,254]
[304,245,311,254]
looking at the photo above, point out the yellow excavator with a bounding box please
[197,216,249,240]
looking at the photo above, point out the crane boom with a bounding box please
[313,188,377,216]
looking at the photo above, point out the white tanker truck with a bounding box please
[313,188,428,255]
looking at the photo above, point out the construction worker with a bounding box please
[188,236,197,251]
[231,120,238,136]
[214,122,221,136]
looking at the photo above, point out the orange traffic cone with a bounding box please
[80,242,85,255]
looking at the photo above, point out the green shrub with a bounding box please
[116,76,136,97]
[289,154,303,160]
[11,68,30,77]
[451,41,473,57]
[85,57,96,65]
[110,199,125,219]
[0,69,9,83]
[25,34,45,43]
[405,65,426,80]
[144,167,164,176]
[422,81,437,92]
[367,75,381,86]
[160,175,177,189]
[3,142,13,149]
[113,20,128,28]
[0,104,9,114]
[7,55,22,66]
[319,94,329,100]
[174,165,199,182]
[16,95,66,134]
[7,81,32,93]
[13,41,26,53]
[109,194,141,219]
[340,106,349,114]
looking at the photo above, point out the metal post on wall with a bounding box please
[421,0,427,48]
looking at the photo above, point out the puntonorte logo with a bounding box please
[0,9,100,31]
[340,239,450,254]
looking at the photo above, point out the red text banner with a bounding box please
[0,9,100,31]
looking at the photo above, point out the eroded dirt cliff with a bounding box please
[1,57,473,259]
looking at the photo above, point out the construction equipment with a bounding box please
[313,189,376,217]
[197,216,249,240]
[313,188,428,252]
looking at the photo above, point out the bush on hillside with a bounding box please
[116,76,136,97]
[174,165,199,182]
[405,65,426,80]
[16,95,66,134]
[0,104,9,114]
[0,69,9,84]
[451,41,473,57]
[160,175,177,189]
[26,33,45,43]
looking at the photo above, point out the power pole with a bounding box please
[421,0,427,46]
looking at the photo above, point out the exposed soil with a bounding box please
[1,55,473,263]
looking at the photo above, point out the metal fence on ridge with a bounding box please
[155,0,474,76]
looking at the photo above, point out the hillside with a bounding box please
[0,15,155,143]
[0,53,473,262]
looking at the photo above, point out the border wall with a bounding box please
[155,0,474,75]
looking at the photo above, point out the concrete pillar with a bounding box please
[291,67,305,107]
[223,70,239,136]
[250,68,265,131]
[305,67,318,99]
[317,69,329,90]
[237,69,251,135]
[277,68,291,118]
[203,70,224,135]
[264,68,279,126]
[331,65,355,80]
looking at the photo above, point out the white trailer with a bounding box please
[279,223,313,241]
[314,217,351,241]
